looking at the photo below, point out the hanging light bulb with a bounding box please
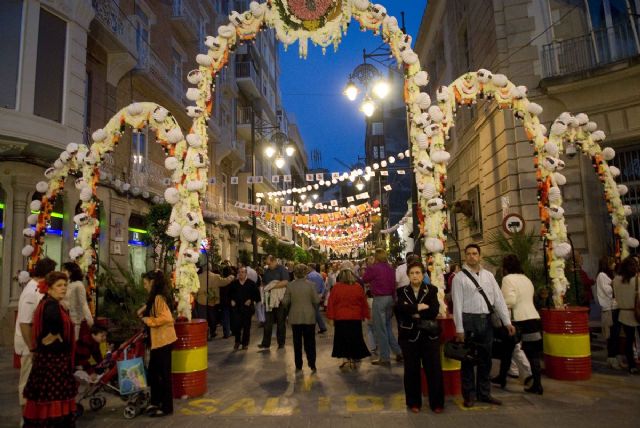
[343,79,359,101]
[360,95,376,117]
[312,194,319,200]
[355,177,365,191]
[275,156,285,169]
[300,194,307,200]
[285,144,295,157]
[372,79,390,99]
[264,145,276,158]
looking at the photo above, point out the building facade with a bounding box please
[0,0,306,344]
[415,0,640,273]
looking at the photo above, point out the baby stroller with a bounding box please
[75,330,150,419]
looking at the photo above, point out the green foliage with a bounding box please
[388,231,406,263]
[142,203,175,273]
[309,247,328,264]
[96,260,147,344]
[204,237,222,271]
[484,229,546,289]
[260,235,296,261]
[294,247,311,263]
[261,236,279,258]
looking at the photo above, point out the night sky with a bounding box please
[278,1,427,173]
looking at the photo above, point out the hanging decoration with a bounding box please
[546,112,637,258]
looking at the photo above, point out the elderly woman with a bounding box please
[23,271,78,427]
[395,262,444,414]
[61,261,93,340]
[327,268,371,369]
[139,270,177,417]
[283,264,320,372]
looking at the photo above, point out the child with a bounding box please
[76,325,108,375]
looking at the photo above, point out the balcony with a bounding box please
[170,0,198,41]
[91,0,138,57]
[216,139,246,173]
[136,49,187,108]
[541,22,640,78]
[235,61,262,98]
[236,106,252,141]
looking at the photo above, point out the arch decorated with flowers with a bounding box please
[545,111,639,254]
[21,102,197,315]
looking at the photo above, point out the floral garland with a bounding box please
[421,70,586,308]
[546,112,638,259]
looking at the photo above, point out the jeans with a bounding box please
[148,343,173,414]
[315,306,327,331]
[261,305,287,347]
[461,313,493,401]
[292,324,316,369]
[621,324,640,369]
[372,295,401,361]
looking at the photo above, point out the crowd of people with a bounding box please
[13,247,640,424]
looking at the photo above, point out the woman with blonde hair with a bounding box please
[327,269,371,369]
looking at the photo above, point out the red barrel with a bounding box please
[172,319,208,398]
[422,315,461,396]
[541,307,591,381]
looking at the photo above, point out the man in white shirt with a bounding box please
[395,252,415,288]
[14,257,57,407]
[452,244,514,408]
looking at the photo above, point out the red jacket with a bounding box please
[327,283,370,321]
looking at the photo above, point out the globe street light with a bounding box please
[343,79,359,101]
[360,95,376,117]
[372,79,390,99]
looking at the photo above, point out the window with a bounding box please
[372,122,384,136]
[172,47,182,82]
[0,0,23,109]
[128,214,148,280]
[131,130,147,171]
[379,145,385,159]
[198,19,207,49]
[222,173,228,210]
[468,185,483,235]
[373,146,379,159]
[135,7,149,66]
[34,8,66,122]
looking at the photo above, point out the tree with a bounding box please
[142,203,175,274]
[484,229,546,288]
[261,236,279,258]
[294,247,311,263]
[388,230,406,263]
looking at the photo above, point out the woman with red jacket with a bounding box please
[327,268,371,369]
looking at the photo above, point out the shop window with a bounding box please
[33,8,66,122]
[32,193,63,266]
[128,214,148,279]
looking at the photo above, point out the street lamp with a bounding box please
[355,177,365,191]
[343,51,389,117]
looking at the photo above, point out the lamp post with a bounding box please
[344,43,421,255]
[249,107,294,264]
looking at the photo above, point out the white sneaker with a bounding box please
[607,357,622,370]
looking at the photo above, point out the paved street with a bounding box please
[1,318,639,428]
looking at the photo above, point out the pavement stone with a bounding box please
[1,318,639,427]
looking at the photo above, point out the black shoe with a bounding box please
[463,399,475,408]
[278,344,285,349]
[479,396,502,406]
[258,344,270,349]
[233,343,240,351]
[242,345,248,350]
[524,385,543,395]
[223,334,231,339]
[310,367,317,373]
[317,329,327,334]
[524,375,533,387]
[491,376,506,389]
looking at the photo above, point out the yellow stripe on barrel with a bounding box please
[172,346,208,373]
[543,333,591,358]
[440,345,461,371]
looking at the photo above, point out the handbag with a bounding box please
[417,319,441,336]
[444,340,478,364]
[634,277,640,324]
[461,269,503,328]
[117,349,147,395]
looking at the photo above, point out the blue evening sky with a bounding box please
[278,1,427,173]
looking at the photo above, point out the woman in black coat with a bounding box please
[395,261,444,414]
[229,266,261,350]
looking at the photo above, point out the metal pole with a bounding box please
[251,107,258,264]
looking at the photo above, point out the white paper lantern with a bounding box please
[153,107,169,123]
[196,54,212,66]
[181,225,200,242]
[23,228,35,238]
[553,242,572,259]
[492,74,508,87]
[30,200,42,211]
[591,130,606,142]
[548,186,562,202]
[18,271,31,285]
[617,184,629,196]
[36,181,49,193]
[413,71,429,87]
[427,198,445,211]
[527,102,543,116]
[187,180,204,192]
[92,128,107,142]
[609,166,621,178]
[22,245,35,257]
[544,141,559,157]
[166,128,184,144]
[27,214,39,225]
[585,121,597,132]
[69,246,85,260]
[164,188,180,204]
[431,150,451,165]
[127,102,143,116]
[183,249,200,264]
[624,205,632,216]
[186,88,200,101]
[425,238,444,253]
[627,237,639,248]
[165,157,179,170]
[428,105,444,123]
[166,222,182,238]
[548,206,565,219]
[73,213,90,226]
[80,187,93,202]
[422,183,437,199]
[602,147,615,161]
[553,172,567,186]
[186,133,202,148]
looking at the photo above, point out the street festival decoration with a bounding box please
[22,1,637,314]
